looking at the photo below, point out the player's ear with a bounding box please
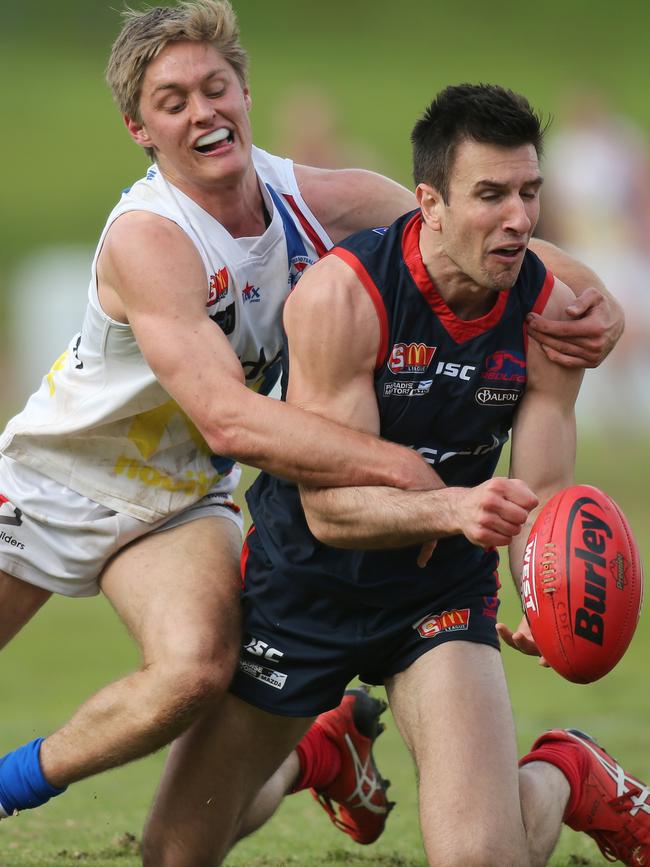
[243,87,252,111]
[124,114,154,149]
[417,183,444,231]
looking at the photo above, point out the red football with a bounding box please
[521,484,643,683]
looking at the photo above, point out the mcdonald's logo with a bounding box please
[207,267,230,305]
[413,608,470,638]
[388,342,436,374]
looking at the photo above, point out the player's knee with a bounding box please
[149,655,235,723]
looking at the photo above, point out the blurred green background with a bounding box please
[3,0,650,363]
[1,1,649,864]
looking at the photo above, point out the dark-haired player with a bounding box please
[144,84,649,867]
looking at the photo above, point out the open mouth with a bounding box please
[491,244,525,260]
[194,127,234,155]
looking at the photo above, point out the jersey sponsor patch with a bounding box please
[0,496,25,550]
[0,494,22,527]
[238,658,287,690]
[388,343,436,375]
[384,379,432,397]
[242,282,262,303]
[475,386,522,407]
[207,266,230,305]
[209,301,236,335]
[413,608,470,638]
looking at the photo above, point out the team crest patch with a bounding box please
[289,255,314,289]
[481,350,526,383]
[413,608,470,638]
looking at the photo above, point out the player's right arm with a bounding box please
[97,212,435,491]
[497,277,584,659]
[287,255,537,549]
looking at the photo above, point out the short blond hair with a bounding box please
[106,0,249,122]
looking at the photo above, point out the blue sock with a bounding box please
[0,738,67,816]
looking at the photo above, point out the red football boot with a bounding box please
[528,729,650,865]
[311,686,394,844]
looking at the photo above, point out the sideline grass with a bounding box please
[1,436,648,866]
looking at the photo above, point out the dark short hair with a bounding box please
[411,83,547,202]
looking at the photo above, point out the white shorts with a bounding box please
[0,456,244,598]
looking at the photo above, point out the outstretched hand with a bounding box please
[496,616,550,667]
[526,286,624,369]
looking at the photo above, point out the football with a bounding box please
[521,484,643,683]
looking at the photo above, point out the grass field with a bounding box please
[1,435,648,866]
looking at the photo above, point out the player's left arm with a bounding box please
[294,164,417,243]
[527,238,624,368]
[497,277,584,658]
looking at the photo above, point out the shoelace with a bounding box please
[589,792,650,866]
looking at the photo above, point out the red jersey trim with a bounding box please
[282,194,329,259]
[524,270,554,353]
[401,212,510,344]
[531,270,555,314]
[331,247,390,369]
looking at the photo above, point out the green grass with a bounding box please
[1,435,648,865]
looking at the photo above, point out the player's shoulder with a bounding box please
[99,209,204,304]
[284,250,373,327]
[294,164,415,242]
[104,210,194,259]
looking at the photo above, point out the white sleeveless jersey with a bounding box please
[0,147,333,522]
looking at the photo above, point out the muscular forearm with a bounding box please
[300,482,460,549]
[202,385,441,491]
[300,475,536,551]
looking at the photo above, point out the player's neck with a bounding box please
[161,163,269,238]
[419,231,499,321]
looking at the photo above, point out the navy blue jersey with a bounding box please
[247,210,554,606]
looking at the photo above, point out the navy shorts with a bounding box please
[230,528,501,717]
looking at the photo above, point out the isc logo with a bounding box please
[244,637,284,662]
[435,361,476,380]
